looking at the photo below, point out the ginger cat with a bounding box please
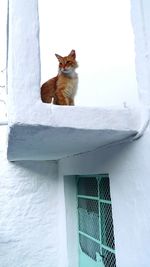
[41,50,78,105]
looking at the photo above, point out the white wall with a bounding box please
[131,0,150,106]
[0,0,7,122]
[3,0,150,266]
[58,130,150,267]
[0,126,63,267]
[2,127,150,267]
[64,176,78,267]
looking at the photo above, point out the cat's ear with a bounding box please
[69,50,76,59]
[55,54,63,62]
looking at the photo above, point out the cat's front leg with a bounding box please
[55,92,70,105]
[69,98,74,106]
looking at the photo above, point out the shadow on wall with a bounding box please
[13,160,58,178]
[59,137,144,176]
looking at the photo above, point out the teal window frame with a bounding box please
[77,174,116,267]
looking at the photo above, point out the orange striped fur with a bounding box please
[41,50,78,105]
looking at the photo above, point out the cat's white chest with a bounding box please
[65,77,78,98]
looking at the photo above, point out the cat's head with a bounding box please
[55,50,78,74]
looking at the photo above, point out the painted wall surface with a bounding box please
[3,0,150,267]
[64,176,78,267]
[8,0,42,124]
[0,126,63,267]
[59,130,150,267]
[131,0,150,106]
[2,129,150,267]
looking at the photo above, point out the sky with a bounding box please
[0,0,140,113]
[39,0,140,107]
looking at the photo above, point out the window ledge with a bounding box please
[7,105,141,161]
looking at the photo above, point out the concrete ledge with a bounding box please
[7,106,141,161]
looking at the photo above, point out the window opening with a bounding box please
[38,0,139,107]
[77,174,116,267]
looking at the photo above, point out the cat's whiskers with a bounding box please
[59,66,73,74]
[60,68,77,79]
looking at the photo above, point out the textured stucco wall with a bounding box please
[3,0,150,267]
[63,176,78,267]
[59,130,150,267]
[131,0,150,106]
[8,0,41,123]
[0,126,64,267]
[2,130,150,267]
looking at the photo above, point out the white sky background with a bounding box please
[39,0,140,107]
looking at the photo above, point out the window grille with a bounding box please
[77,175,116,267]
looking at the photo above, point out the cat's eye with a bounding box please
[66,61,72,64]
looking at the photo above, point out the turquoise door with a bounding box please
[77,175,116,267]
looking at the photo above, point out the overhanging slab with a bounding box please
[7,106,141,161]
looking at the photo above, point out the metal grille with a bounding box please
[79,234,100,261]
[78,199,99,240]
[100,202,115,249]
[102,248,116,267]
[77,175,116,267]
[77,177,98,196]
[99,177,111,200]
